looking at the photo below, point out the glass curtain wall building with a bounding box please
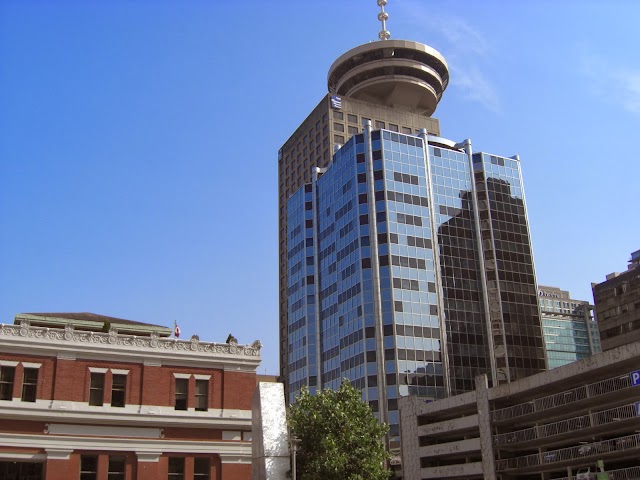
[286,123,546,443]
[538,285,601,368]
[280,4,549,459]
[278,34,446,394]
[472,152,547,381]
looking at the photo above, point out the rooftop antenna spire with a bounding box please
[377,0,390,40]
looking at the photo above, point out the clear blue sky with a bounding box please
[1,1,638,375]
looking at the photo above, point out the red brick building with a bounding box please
[0,313,261,480]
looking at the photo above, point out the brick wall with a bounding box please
[221,462,251,480]
[0,350,260,410]
[0,353,55,400]
[222,371,256,410]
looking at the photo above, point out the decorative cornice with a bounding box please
[0,321,262,363]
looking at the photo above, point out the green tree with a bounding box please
[287,380,390,480]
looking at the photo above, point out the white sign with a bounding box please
[538,290,561,298]
[631,370,640,387]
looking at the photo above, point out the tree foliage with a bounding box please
[287,380,390,480]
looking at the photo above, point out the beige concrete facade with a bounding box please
[400,341,640,480]
[592,250,640,351]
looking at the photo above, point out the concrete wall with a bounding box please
[420,461,484,479]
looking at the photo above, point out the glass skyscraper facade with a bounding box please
[538,285,601,368]
[279,10,551,464]
[286,123,546,443]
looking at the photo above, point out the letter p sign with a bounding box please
[631,370,640,386]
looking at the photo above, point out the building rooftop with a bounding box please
[15,312,172,337]
[1,317,262,371]
[600,248,640,280]
[327,39,449,117]
[326,3,449,117]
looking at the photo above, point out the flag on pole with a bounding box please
[174,321,180,338]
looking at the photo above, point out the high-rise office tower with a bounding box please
[279,1,546,445]
[592,249,640,350]
[537,285,601,368]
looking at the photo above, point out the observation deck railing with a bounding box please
[495,433,640,471]
[492,374,633,422]
[494,403,639,446]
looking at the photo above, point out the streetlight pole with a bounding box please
[290,435,301,480]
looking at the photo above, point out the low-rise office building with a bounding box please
[592,249,640,350]
[538,285,601,368]
[0,313,261,480]
[400,341,640,480]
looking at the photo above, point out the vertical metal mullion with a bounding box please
[363,120,388,427]
[311,168,324,391]
[419,129,451,397]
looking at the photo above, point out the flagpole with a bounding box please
[174,320,180,339]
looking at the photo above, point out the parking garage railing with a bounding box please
[495,433,640,471]
[494,403,639,446]
[554,465,640,480]
[492,374,633,422]
[598,466,640,480]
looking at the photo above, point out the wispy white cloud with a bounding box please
[449,61,501,113]
[395,0,501,113]
[581,53,640,114]
[426,15,490,57]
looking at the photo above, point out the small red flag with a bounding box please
[174,321,180,338]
